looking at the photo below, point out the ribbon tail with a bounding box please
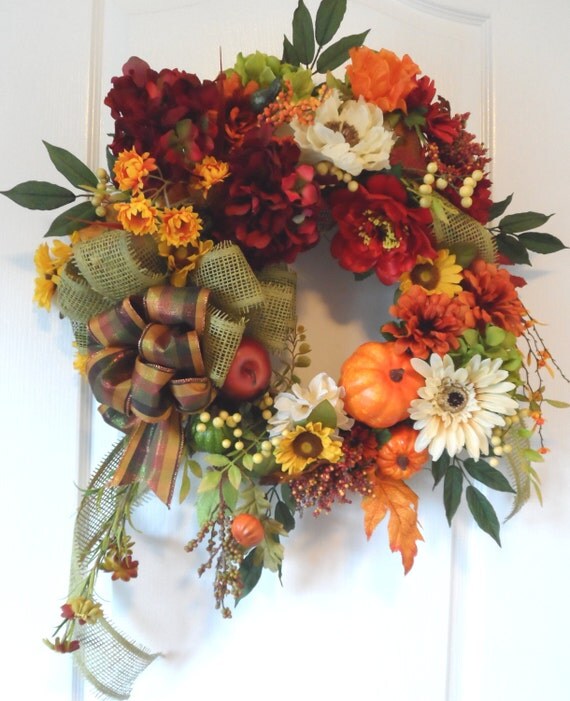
[108,411,184,506]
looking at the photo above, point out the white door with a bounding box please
[1,1,569,700]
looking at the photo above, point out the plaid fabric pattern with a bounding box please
[86,285,215,505]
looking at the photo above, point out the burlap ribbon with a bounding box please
[86,285,215,505]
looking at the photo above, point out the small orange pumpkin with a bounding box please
[230,513,265,548]
[375,424,429,480]
[339,341,424,429]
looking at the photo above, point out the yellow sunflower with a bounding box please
[274,421,343,476]
[399,249,463,297]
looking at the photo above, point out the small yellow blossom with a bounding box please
[113,147,157,192]
[33,240,73,310]
[114,193,159,235]
[158,238,214,286]
[67,597,103,625]
[158,206,203,247]
[192,156,230,194]
[399,249,463,297]
[274,421,343,475]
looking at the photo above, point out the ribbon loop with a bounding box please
[139,324,205,375]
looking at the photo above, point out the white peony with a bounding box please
[409,354,519,461]
[291,89,396,176]
[268,372,354,438]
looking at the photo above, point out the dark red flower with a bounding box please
[104,56,222,180]
[329,174,436,285]
[406,77,462,145]
[213,126,323,267]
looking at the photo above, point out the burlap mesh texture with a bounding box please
[191,241,264,316]
[248,280,296,352]
[203,305,246,387]
[72,439,158,700]
[57,260,114,322]
[432,208,497,263]
[73,229,168,303]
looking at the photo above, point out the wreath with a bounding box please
[3,1,568,698]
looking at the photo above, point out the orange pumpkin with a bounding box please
[339,341,424,429]
[230,513,265,548]
[375,424,429,480]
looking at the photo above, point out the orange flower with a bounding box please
[113,147,157,192]
[346,46,420,113]
[158,238,214,286]
[192,156,230,194]
[382,285,474,358]
[114,193,159,235]
[158,205,203,247]
[461,259,526,337]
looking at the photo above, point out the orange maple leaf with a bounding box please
[362,474,423,574]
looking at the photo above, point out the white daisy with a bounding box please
[291,89,396,176]
[267,372,354,438]
[408,354,518,461]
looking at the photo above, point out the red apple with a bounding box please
[221,337,272,401]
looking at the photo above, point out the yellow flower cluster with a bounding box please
[33,240,73,310]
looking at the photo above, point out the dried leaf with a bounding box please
[362,475,423,574]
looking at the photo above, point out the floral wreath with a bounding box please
[3,1,568,698]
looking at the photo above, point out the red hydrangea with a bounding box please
[213,126,323,267]
[329,174,436,285]
[104,57,222,181]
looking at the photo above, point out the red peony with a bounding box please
[329,174,436,285]
[104,56,222,181]
[213,126,323,267]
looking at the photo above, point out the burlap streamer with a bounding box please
[57,260,113,323]
[70,439,159,700]
[191,241,264,316]
[432,202,498,263]
[73,229,168,302]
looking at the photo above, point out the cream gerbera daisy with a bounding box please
[408,353,518,460]
[399,249,463,297]
[274,421,343,476]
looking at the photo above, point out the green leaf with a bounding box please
[523,448,545,463]
[316,30,370,72]
[44,200,98,238]
[518,231,567,254]
[204,453,230,468]
[431,452,450,487]
[0,181,76,210]
[179,469,191,504]
[43,141,98,190]
[236,550,263,603]
[106,146,116,176]
[282,34,300,65]
[222,480,239,511]
[197,469,222,493]
[275,501,296,532]
[463,458,515,493]
[280,484,297,512]
[315,0,347,46]
[188,459,203,478]
[443,464,463,525]
[292,0,315,65]
[465,485,501,546]
[496,234,531,265]
[544,398,570,409]
[499,211,554,234]
[354,268,374,281]
[196,488,220,525]
[228,464,242,490]
[488,193,513,221]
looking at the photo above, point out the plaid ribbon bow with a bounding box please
[86,285,215,505]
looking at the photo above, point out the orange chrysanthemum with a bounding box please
[382,285,474,358]
[192,156,230,194]
[461,259,526,337]
[159,206,203,247]
[113,147,157,192]
[346,46,420,113]
[114,193,159,235]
